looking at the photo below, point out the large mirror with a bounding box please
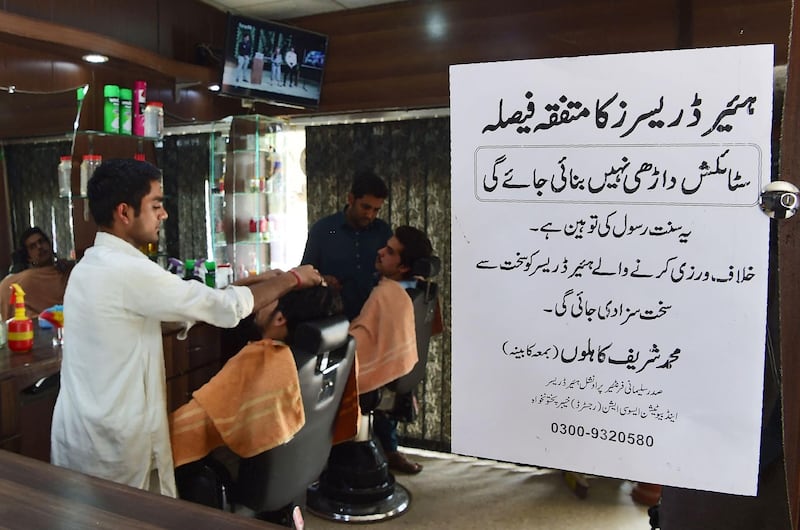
[0,84,86,273]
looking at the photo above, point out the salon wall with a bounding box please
[0,0,792,121]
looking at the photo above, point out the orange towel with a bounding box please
[169,339,305,468]
[349,278,418,394]
[332,360,360,444]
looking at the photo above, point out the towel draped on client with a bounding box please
[169,339,305,468]
[349,277,418,395]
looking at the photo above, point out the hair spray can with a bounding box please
[133,80,147,136]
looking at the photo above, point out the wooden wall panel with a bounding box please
[0,0,793,119]
[287,0,790,114]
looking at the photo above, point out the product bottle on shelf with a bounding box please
[144,102,164,138]
[259,215,269,242]
[58,156,72,198]
[119,88,133,135]
[103,84,120,134]
[133,80,147,136]
[80,154,103,197]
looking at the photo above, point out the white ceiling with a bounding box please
[197,0,403,21]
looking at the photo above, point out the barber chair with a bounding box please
[175,315,356,527]
[306,256,441,523]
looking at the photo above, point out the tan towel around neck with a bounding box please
[349,277,418,395]
[169,339,305,468]
[332,360,360,444]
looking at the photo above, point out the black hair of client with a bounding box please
[350,170,388,199]
[279,284,343,342]
[228,285,344,355]
[394,225,433,277]
[87,159,162,227]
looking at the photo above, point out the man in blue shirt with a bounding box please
[301,171,392,320]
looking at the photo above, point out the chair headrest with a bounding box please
[292,315,351,354]
[411,255,441,279]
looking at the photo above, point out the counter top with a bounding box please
[0,327,61,390]
[0,323,196,390]
[0,449,280,529]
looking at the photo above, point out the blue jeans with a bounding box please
[373,412,398,453]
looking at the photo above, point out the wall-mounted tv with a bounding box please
[220,14,329,110]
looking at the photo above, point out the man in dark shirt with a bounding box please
[301,171,392,320]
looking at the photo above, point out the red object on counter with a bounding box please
[7,287,33,353]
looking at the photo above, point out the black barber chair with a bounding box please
[306,256,441,523]
[176,315,355,527]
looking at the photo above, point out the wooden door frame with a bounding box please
[779,1,800,528]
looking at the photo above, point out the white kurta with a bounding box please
[51,232,254,497]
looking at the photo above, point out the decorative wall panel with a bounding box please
[307,117,452,449]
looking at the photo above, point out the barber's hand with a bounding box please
[322,274,342,291]
[233,269,282,287]
[290,264,324,288]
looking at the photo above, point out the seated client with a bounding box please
[169,285,344,467]
[349,225,433,475]
[0,226,74,319]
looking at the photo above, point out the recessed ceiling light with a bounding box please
[82,54,109,64]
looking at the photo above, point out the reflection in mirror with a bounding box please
[0,86,87,268]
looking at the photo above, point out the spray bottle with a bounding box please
[8,283,33,353]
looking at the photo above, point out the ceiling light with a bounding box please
[82,54,109,64]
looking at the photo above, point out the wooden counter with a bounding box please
[0,328,61,459]
[0,449,281,529]
[0,324,222,462]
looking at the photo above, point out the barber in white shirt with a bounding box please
[51,158,322,497]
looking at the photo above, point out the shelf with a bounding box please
[208,114,292,280]
[77,130,161,141]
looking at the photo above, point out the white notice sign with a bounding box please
[450,45,773,495]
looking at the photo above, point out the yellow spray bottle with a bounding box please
[8,283,33,352]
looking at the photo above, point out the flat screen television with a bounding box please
[219,14,329,109]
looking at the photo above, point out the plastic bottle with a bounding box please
[133,80,147,136]
[184,259,196,280]
[0,310,5,348]
[259,215,269,241]
[216,264,232,288]
[144,101,164,138]
[80,154,102,197]
[204,261,216,288]
[119,87,133,135]
[58,155,72,198]
[7,283,33,353]
[103,84,120,134]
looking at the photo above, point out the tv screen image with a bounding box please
[220,14,329,109]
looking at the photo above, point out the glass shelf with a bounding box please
[207,115,291,279]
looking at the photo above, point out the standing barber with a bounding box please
[51,159,322,497]
[301,170,392,321]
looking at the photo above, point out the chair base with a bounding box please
[305,437,412,522]
[306,481,411,523]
